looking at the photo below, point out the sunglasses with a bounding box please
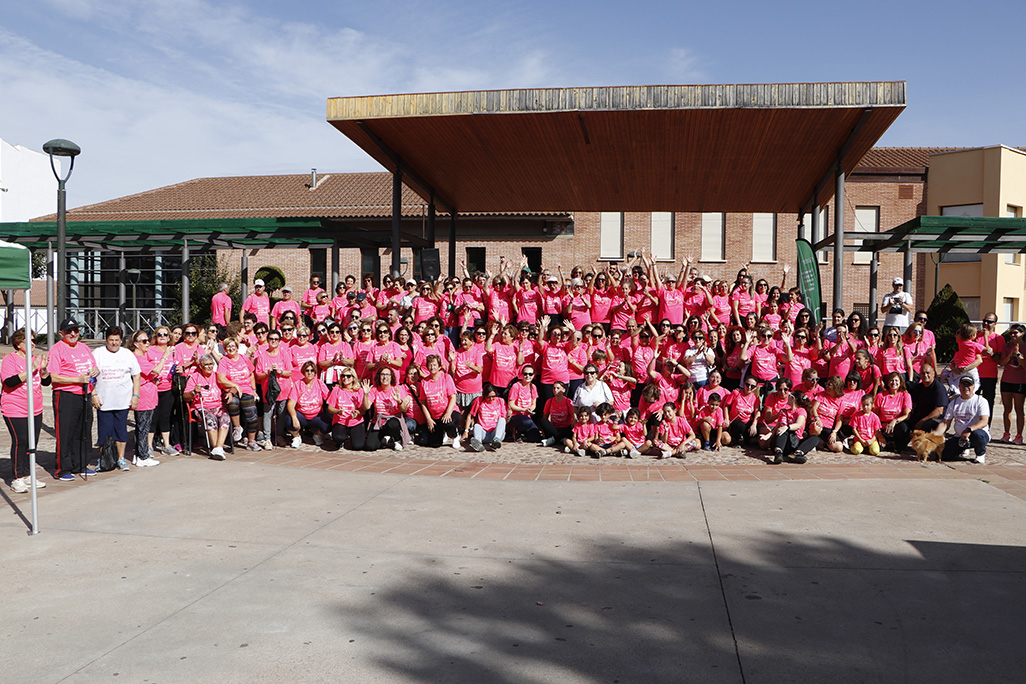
[184,331,198,337]
[585,370,597,375]
[298,332,309,337]
[137,338,150,343]
[282,328,294,333]
[156,332,169,337]
[522,371,535,376]
[915,317,928,322]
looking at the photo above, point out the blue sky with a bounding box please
[1,0,1022,209]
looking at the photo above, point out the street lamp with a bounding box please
[42,138,81,327]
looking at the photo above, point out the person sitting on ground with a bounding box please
[933,375,990,464]
[464,382,508,452]
[183,354,230,460]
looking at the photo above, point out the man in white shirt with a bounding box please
[933,375,990,464]
[882,277,914,329]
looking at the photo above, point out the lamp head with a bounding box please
[43,139,81,158]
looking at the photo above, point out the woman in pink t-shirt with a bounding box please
[537,316,572,407]
[217,338,260,450]
[361,368,410,451]
[184,354,231,459]
[809,376,846,453]
[743,327,781,390]
[326,368,366,450]
[286,361,331,447]
[418,355,461,448]
[725,377,761,448]
[130,330,171,465]
[589,271,614,330]
[2,329,50,492]
[769,390,817,464]
[463,383,508,451]
[874,371,913,452]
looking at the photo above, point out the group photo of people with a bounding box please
[4,252,1018,491]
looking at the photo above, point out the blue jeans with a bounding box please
[942,430,989,460]
[473,417,507,444]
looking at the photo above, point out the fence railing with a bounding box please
[1,307,181,340]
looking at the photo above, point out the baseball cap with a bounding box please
[254,279,265,287]
[546,276,559,283]
[59,317,80,332]
[281,285,292,292]
[893,277,904,286]
[959,375,976,386]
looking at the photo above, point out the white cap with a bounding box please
[254,279,265,287]
[893,277,904,286]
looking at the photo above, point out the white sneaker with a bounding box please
[564,446,573,453]
[442,435,452,445]
[313,433,324,446]
[576,448,586,457]
[974,453,986,464]
[393,442,403,451]
[210,446,226,460]
[258,439,273,450]
[452,435,461,450]
[10,477,28,494]
[247,442,262,451]
[660,449,672,459]
[541,437,555,447]
[629,449,641,459]
[232,426,243,442]
[291,436,302,448]
[961,448,973,460]
[138,458,160,467]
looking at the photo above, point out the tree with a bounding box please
[185,252,242,324]
[925,284,970,363]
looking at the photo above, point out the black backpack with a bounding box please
[98,436,119,472]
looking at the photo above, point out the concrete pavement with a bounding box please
[3,458,1025,683]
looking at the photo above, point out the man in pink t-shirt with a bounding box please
[47,318,99,480]
[211,283,233,328]
[241,279,271,325]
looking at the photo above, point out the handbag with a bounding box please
[98,436,119,472]
[266,373,281,403]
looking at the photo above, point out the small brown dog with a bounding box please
[910,429,945,462]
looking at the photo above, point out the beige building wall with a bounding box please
[925,146,1026,322]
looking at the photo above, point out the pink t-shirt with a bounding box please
[564,294,592,329]
[327,386,364,427]
[726,389,759,424]
[539,342,570,385]
[952,338,985,370]
[368,385,404,418]
[849,411,882,441]
[1,353,43,417]
[242,293,271,325]
[661,415,693,447]
[657,285,686,325]
[622,422,647,445]
[185,373,222,411]
[594,421,621,444]
[545,396,574,428]
[255,346,294,398]
[290,344,318,381]
[486,288,514,322]
[172,342,203,378]
[217,355,255,396]
[814,394,842,429]
[874,391,912,423]
[514,287,541,324]
[419,374,457,420]
[591,289,613,324]
[875,347,907,375]
[134,353,159,412]
[211,291,233,326]
[289,379,329,419]
[413,297,439,325]
[145,345,174,392]
[696,384,729,407]
[573,422,597,443]
[606,374,635,413]
[453,346,485,394]
[47,341,96,395]
[748,345,779,381]
[696,405,724,429]
[488,342,519,388]
[271,299,301,323]
[508,381,538,415]
[471,396,507,431]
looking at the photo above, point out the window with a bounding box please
[360,248,380,287]
[599,212,624,260]
[309,249,326,284]
[960,297,980,322]
[521,247,542,279]
[1004,298,1018,327]
[1007,207,1023,264]
[466,247,486,275]
[752,213,776,262]
[700,212,725,261]
[651,212,675,261]
[852,206,879,265]
[941,204,983,263]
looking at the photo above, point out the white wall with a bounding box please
[0,138,58,222]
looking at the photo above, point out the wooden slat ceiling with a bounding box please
[328,83,905,214]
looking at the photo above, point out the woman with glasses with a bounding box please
[853,349,882,395]
[323,323,358,382]
[505,366,541,442]
[537,315,573,410]
[757,377,793,450]
[608,278,637,333]
[255,329,293,448]
[681,329,716,389]
[721,326,747,391]
[217,338,261,450]
[366,325,403,380]
[824,324,858,384]
[564,278,593,331]
[289,326,318,380]
[414,327,450,377]
[730,275,756,328]
[286,361,331,447]
[875,326,911,383]
[418,354,461,448]
[780,329,816,387]
[513,271,542,325]
[485,322,521,398]
[808,376,846,453]
[147,327,178,455]
[873,372,913,452]
[769,390,816,464]
[131,330,170,466]
[391,327,416,378]
[998,324,1026,443]
[330,283,349,321]
[401,365,427,444]
[627,321,660,406]
[183,354,230,459]
[975,312,1004,423]
[359,367,410,451]
[412,281,441,326]
[325,368,366,449]
[588,270,614,332]
[170,323,204,451]
[725,376,761,448]
[92,326,141,471]
[742,326,782,395]
[572,362,614,417]
[451,331,485,417]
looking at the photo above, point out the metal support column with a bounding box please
[448,210,457,278]
[810,204,820,248]
[117,252,126,328]
[331,239,340,292]
[832,163,846,312]
[427,194,436,247]
[241,251,249,301]
[797,212,807,243]
[46,241,54,346]
[391,168,402,279]
[903,241,913,289]
[869,254,879,328]
[182,240,190,324]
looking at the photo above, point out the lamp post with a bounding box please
[42,138,81,327]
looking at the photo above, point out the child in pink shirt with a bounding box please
[657,401,698,458]
[569,406,599,457]
[621,408,653,458]
[849,394,883,455]
[941,323,988,393]
[696,393,726,451]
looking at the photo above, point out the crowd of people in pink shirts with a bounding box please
[4,253,1022,491]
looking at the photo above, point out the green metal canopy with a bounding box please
[0,240,32,289]
[814,216,1026,254]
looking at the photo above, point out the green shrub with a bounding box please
[186,253,242,325]
[926,284,970,363]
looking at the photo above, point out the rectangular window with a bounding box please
[521,247,542,281]
[309,249,326,283]
[960,297,981,321]
[941,204,984,263]
[651,212,675,261]
[465,247,486,275]
[852,206,879,265]
[1003,298,1017,328]
[599,212,624,260]
[700,212,725,261]
[752,213,777,262]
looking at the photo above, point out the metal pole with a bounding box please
[903,241,913,288]
[117,253,126,329]
[869,254,879,329]
[331,238,340,292]
[241,251,249,301]
[448,210,457,278]
[832,163,846,312]
[797,212,806,243]
[810,204,820,250]
[56,178,66,325]
[25,288,39,535]
[182,240,190,324]
[392,168,402,279]
[427,194,436,247]
[46,241,54,346]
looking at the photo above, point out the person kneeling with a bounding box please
[933,375,990,464]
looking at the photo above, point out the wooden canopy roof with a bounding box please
[328,82,906,214]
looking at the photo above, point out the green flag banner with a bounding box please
[795,238,823,326]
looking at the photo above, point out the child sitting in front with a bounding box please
[849,394,883,455]
[656,401,699,459]
[696,393,726,451]
[569,406,599,457]
[621,408,652,459]
[591,403,630,458]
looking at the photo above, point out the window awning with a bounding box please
[814,216,1026,254]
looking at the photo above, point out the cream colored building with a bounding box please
[924,145,1026,323]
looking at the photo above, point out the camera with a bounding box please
[889,304,903,314]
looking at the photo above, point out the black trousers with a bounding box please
[4,414,43,479]
[54,391,92,477]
